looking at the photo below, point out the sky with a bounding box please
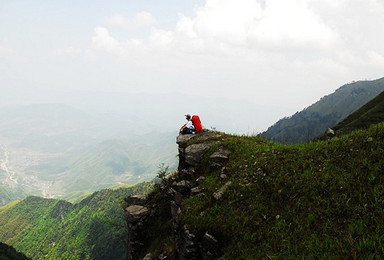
[1,0,384,133]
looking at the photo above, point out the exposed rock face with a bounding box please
[125,200,149,260]
[141,131,228,259]
[173,131,225,259]
[184,142,215,166]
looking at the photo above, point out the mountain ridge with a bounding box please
[260,77,384,143]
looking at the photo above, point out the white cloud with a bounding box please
[53,47,82,57]
[91,27,121,53]
[169,0,338,53]
[248,0,338,50]
[134,11,156,27]
[105,14,131,27]
[105,11,156,28]
[93,0,340,57]
[86,0,384,113]
[191,0,263,46]
[149,28,174,49]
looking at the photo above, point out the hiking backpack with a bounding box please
[191,115,202,132]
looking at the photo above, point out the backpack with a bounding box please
[191,115,202,132]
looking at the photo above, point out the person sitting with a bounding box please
[179,114,195,134]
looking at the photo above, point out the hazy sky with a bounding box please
[1,0,384,133]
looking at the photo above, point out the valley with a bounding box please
[0,144,60,198]
[0,145,18,186]
[0,104,177,205]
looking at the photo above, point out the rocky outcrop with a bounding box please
[125,196,149,260]
[135,131,228,259]
[173,131,227,259]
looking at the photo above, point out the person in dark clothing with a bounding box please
[179,114,195,134]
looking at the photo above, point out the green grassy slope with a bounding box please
[145,123,384,258]
[0,182,153,260]
[331,90,384,135]
[260,77,384,144]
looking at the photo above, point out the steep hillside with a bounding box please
[260,77,384,143]
[0,183,153,260]
[330,90,384,135]
[138,126,384,259]
[315,90,384,141]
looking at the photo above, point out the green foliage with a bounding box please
[156,163,170,184]
[261,77,384,144]
[0,182,153,260]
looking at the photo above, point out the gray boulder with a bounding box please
[185,142,215,166]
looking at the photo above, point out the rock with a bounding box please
[143,253,155,260]
[366,137,373,142]
[126,205,149,260]
[196,176,206,185]
[126,205,149,222]
[213,181,232,200]
[179,168,196,181]
[175,192,186,206]
[201,232,219,260]
[179,225,200,260]
[174,180,191,194]
[220,174,227,179]
[126,194,147,205]
[191,187,202,196]
[176,134,197,148]
[185,142,215,166]
[326,128,335,138]
[209,148,230,168]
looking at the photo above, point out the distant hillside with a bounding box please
[0,186,27,207]
[260,77,384,143]
[0,103,177,204]
[0,183,153,260]
[140,125,384,258]
[59,137,177,193]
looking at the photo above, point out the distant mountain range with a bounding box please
[260,77,384,143]
[0,104,177,206]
